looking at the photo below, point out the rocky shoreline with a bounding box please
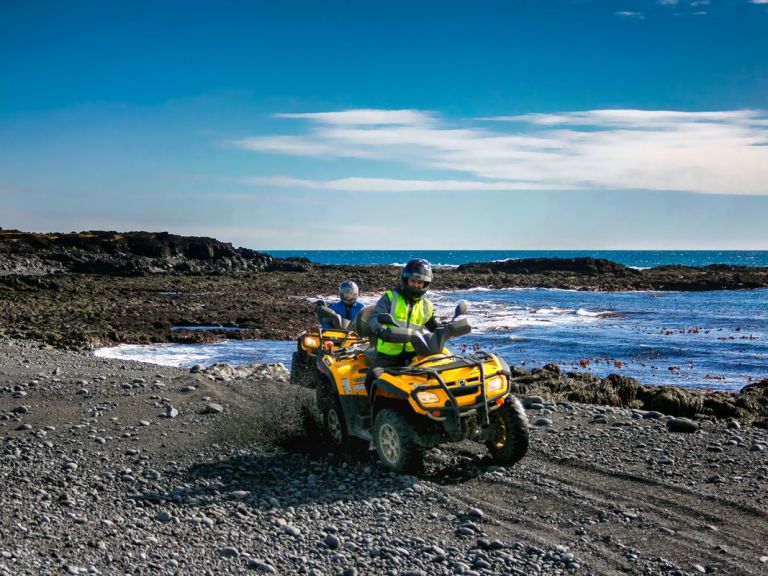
[1,337,767,574]
[3,230,768,351]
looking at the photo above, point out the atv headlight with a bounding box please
[416,391,441,405]
[303,336,319,348]
[485,375,506,395]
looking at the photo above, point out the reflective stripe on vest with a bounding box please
[377,290,433,355]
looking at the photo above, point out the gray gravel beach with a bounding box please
[2,336,767,575]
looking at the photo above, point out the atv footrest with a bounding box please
[353,414,372,441]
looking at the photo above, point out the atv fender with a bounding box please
[315,358,335,389]
[370,378,409,402]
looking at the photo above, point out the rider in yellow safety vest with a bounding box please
[366,259,439,392]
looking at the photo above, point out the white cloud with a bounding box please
[614,11,645,18]
[273,109,434,126]
[232,108,768,196]
[228,135,376,158]
[750,0,768,4]
[240,176,562,192]
[658,0,678,5]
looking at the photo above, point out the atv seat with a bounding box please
[354,305,377,343]
[355,305,378,366]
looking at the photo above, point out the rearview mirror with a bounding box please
[453,300,469,319]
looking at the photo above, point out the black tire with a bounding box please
[317,383,369,458]
[373,408,424,474]
[486,397,529,466]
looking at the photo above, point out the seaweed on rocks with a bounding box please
[514,365,768,426]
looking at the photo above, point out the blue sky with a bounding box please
[1,0,767,249]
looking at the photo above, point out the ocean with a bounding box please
[265,250,768,268]
[95,283,768,392]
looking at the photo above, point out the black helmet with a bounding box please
[339,280,359,305]
[401,259,433,298]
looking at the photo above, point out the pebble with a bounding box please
[203,403,224,414]
[522,396,545,408]
[666,418,699,433]
[143,468,161,480]
[534,418,553,427]
[180,385,196,393]
[252,562,277,573]
[325,534,342,549]
[218,546,240,558]
[155,510,172,523]
[165,405,179,418]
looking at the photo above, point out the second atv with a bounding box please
[308,302,529,473]
[289,301,364,388]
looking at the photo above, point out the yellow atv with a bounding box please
[290,301,365,388]
[311,302,529,473]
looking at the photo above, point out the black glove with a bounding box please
[376,326,392,340]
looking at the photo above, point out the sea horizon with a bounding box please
[264,249,768,268]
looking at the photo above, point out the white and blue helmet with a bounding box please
[339,280,359,305]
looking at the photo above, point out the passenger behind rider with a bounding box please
[365,259,438,393]
[321,280,364,329]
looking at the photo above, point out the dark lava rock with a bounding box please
[457,257,634,276]
[666,418,700,433]
[513,370,768,427]
[0,230,278,275]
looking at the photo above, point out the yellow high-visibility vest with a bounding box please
[376,289,433,355]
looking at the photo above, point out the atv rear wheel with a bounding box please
[486,398,529,466]
[373,408,424,474]
[317,384,369,458]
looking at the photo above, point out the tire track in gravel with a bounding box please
[442,448,768,575]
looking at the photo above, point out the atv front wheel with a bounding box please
[373,409,424,474]
[486,398,529,466]
[317,384,369,458]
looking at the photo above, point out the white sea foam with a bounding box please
[388,262,459,268]
[576,308,604,317]
[95,339,294,368]
[429,292,610,333]
[94,343,213,367]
